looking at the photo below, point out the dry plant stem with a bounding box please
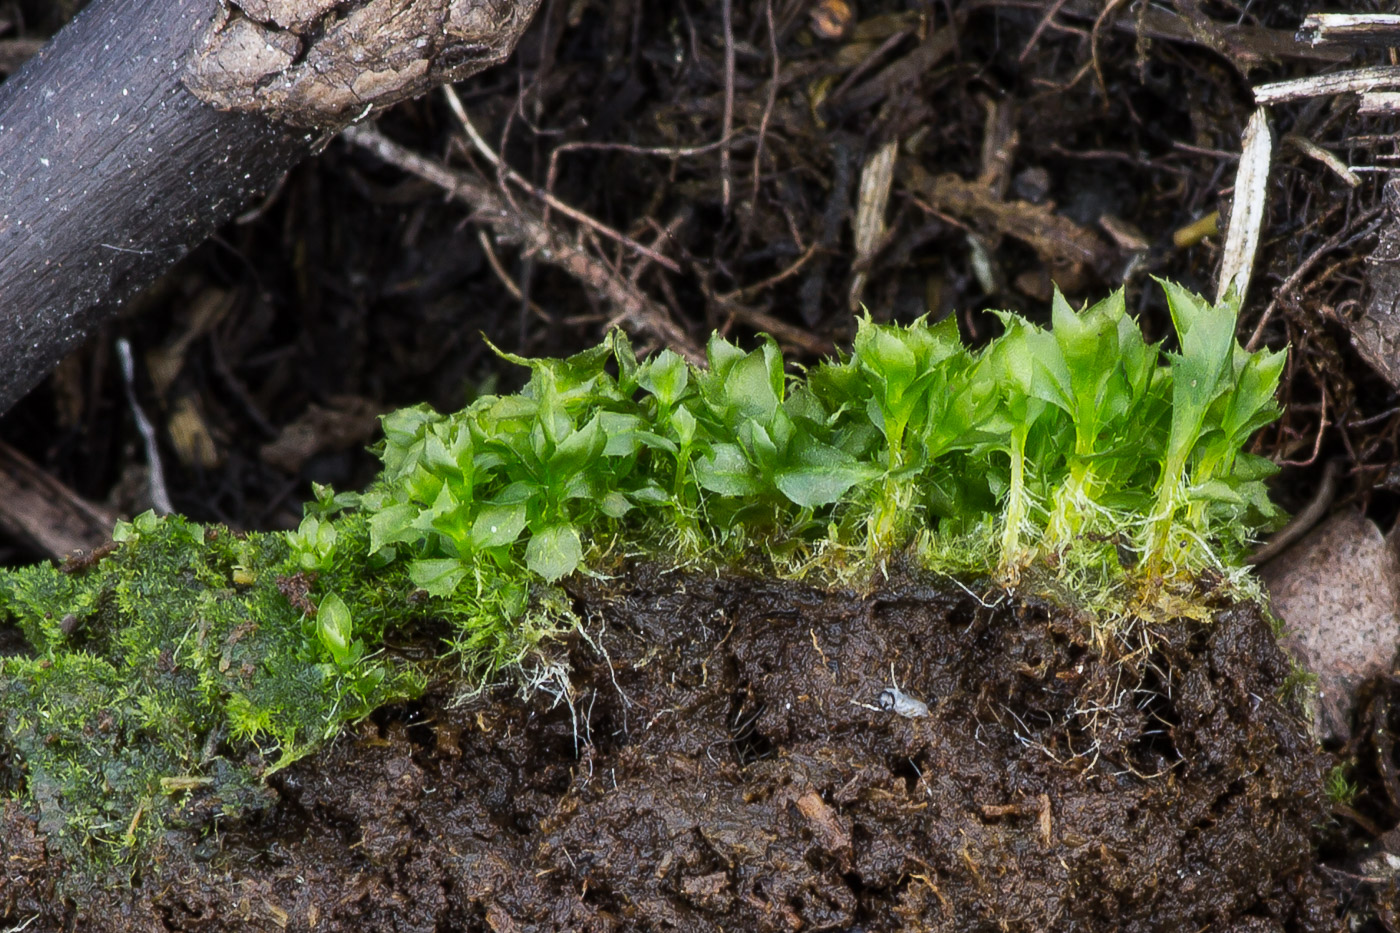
[631,213,691,286]
[1253,66,1400,105]
[718,242,821,302]
[1172,141,1239,161]
[720,0,735,211]
[341,123,701,362]
[1248,458,1341,566]
[1216,107,1270,306]
[1019,0,1073,63]
[116,339,174,516]
[1090,0,1128,98]
[1284,135,1361,188]
[476,229,552,322]
[849,140,898,311]
[1060,0,1349,65]
[1359,93,1400,116]
[724,306,833,357]
[440,85,682,274]
[833,24,957,116]
[1300,13,1400,47]
[544,137,738,215]
[1348,404,1400,430]
[0,441,119,559]
[743,0,779,247]
[902,164,1114,274]
[1278,389,1328,469]
[825,27,913,105]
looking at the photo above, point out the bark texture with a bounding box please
[0,0,313,414]
[185,0,541,128]
[0,0,539,415]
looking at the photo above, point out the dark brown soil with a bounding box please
[1,569,1331,931]
[3,2,1395,925]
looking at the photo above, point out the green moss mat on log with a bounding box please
[0,281,1287,874]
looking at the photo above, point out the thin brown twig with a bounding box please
[476,229,553,323]
[441,85,683,274]
[342,123,702,363]
[725,305,834,357]
[544,137,740,213]
[1348,405,1400,429]
[777,199,809,253]
[630,212,691,285]
[720,0,736,212]
[1091,0,1129,99]
[1033,52,1095,94]
[1019,0,1073,63]
[1277,388,1328,468]
[1354,402,1400,466]
[825,28,914,105]
[1170,141,1240,161]
[1245,207,1383,350]
[717,242,822,302]
[749,0,780,232]
[1046,141,1190,176]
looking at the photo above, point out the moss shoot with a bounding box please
[0,281,1286,874]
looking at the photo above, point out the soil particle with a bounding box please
[1,569,1333,931]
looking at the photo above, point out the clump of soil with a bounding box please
[1,569,1332,931]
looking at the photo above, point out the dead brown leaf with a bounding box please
[1262,509,1400,743]
[260,395,387,474]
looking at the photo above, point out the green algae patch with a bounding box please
[0,281,1288,876]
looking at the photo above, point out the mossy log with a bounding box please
[0,291,1326,928]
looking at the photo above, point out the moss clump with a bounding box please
[0,513,427,868]
[0,280,1285,875]
[336,279,1282,604]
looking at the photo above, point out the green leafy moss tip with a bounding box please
[338,279,1283,593]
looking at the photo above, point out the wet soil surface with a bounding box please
[2,569,1331,931]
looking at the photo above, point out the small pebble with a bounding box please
[810,0,854,41]
[878,686,929,719]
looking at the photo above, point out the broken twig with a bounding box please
[341,123,702,363]
[1299,14,1400,49]
[0,442,119,559]
[1253,66,1400,106]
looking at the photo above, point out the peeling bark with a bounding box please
[184,0,541,129]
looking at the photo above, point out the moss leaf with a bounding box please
[526,524,583,581]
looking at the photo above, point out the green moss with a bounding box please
[0,513,426,870]
[1325,761,1360,807]
[0,281,1286,876]
[331,280,1283,614]
[1280,660,1320,711]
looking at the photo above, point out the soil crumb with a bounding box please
[1,569,1333,931]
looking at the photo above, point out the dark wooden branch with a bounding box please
[0,0,539,415]
[0,0,314,415]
